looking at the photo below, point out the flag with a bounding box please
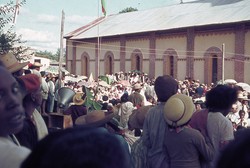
[101,0,106,16]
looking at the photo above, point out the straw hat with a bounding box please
[73,92,86,105]
[133,83,142,90]
[0,53,29,73]
[164,94,195,127]
[75,110,115,127]
[238,93,249,101]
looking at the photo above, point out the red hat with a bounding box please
[17,74,41,95]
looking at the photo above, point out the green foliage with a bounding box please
[0,0,28,59]
[35,48,66,61]
[0,28,29,59]
[36,50,56,60]
[98,75,112,85]
[0,0,26,30]
[82,86,102,111]
[119,7,138,13]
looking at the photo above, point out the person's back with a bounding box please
[142,75,178,168]
[205,85,238,167]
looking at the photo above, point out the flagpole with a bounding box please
[59,10,65,88]
[97,0,100,79]
[222,43,225,84]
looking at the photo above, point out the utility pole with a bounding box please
[222,43,225,84]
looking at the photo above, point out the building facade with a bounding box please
[64,0,250,84]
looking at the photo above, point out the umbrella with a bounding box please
[224,79,237,84]
[236,83,250,93]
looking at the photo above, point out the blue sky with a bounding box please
[1,0,178,53]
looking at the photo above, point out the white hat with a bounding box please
[238,93,249,101]
[133,83,142,90]
[164,94,195,127]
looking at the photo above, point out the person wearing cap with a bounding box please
[63,92,88,126]
[129,83,145,109]
[142,75,179,168]
[0,52,29,77]
[236,92,250,120]
[28,62,42,72]
[0,64,31,168]
[15,74,48,149]
[163,94,214,168]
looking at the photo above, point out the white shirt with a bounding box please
[0,137,30,168]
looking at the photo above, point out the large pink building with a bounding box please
[64,0,250,84]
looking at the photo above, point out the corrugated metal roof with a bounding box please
[67,0,250,40]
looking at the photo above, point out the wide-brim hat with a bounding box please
[73,92,86,105]
[164,94,195,127]
[0,53,29,73]
[128,105,154,130]
[238,93,249,101]
[33,62,42,67]
[133,83,142,90]
[75,110,115,127]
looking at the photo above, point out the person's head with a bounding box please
[239,110,245,119]
[28,62,42,71]
[72,92,86,106]
[0,66,25,137]
[120,93,129,103]
[0,52,29,77]
[17,74,42,109]
[154,75,178,102]
[133,83,142,92]
[40,71,46,77]
[231,104,238,113]
[205,85,238,116]
[21,127,132,168]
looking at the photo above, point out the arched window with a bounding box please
[131,49,143,72]
[104,51,114,75]
[204,47,222,84]
[136,55,141,71]
[81,52,90,76]
[212,55,218,83]
[163,49,178,78]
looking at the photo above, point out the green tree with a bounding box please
[35,50,55,60]
[119,7,138,13]
[0,0,28,59]
[0,0,26,29]
[35,48,66,61]
[55,48,66,62]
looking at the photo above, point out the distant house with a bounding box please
[64,0,250,84]
[28,56,50,72]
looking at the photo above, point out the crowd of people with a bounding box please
[0,52,250,168]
